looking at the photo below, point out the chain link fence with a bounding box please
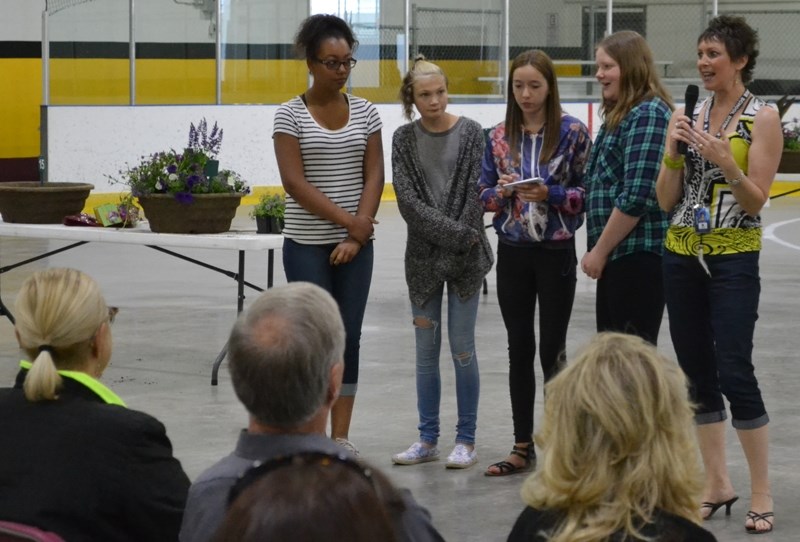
[39,0,800,103]
[505,0,799,99]
[409,5,504,97]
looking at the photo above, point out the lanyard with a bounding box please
[703,89,750,138]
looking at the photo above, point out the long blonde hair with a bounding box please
[521,332,702,542]
[14,268,110,401]
[597,31,674,130]
[399,54,448,121]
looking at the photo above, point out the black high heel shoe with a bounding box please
[701,496,739,519]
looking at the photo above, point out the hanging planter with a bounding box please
[111,118,250,234]
[0,182,94,224]
[137,192,245,234]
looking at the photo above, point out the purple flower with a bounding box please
[175,192,194,204]
[167,164,178,174]
[187,174,200,188]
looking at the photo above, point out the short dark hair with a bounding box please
[227,283,345,428]
[294,14,358,60]
[698,15,759,84]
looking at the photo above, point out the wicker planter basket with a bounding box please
[0,182,94,224]
[778,151,800,174]
[137,193,244,234]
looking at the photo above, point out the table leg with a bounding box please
[0,241,88,324]
[0,295,15,324]
[211,340,228,386]
[268,249,274,288]
[212,250,247,386]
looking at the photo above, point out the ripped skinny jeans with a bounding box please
[411,282,480,446]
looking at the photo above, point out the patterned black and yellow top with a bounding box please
[665,95,767,257]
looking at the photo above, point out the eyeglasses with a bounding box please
[228,451,376,506]
[316,58,357,71]
[108,306,119,325]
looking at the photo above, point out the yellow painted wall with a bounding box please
[1,59,42,158]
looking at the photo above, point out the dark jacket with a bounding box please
[181,431,444,542]
[508,506,718,542]
[0,368,190,542]
[392,117,493,307]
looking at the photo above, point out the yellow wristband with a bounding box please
[663,154,685,170]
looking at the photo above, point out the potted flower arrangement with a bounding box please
[777,95,800,174]
[112,118,250,234]
[249,192,285,234]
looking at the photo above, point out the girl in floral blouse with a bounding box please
[479,49,591,476]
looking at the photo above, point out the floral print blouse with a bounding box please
[479,113,591,246]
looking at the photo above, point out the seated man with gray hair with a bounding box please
[180,282,443,542]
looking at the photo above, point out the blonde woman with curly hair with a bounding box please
[508,333,716,542]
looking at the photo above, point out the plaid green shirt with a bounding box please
[586,97,671,259]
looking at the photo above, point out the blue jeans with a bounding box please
[663,250,768,429]
[412,283,480,446]
[283,238,374,396]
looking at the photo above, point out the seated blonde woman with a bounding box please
[0,268,189,542]
[508,332,717,542]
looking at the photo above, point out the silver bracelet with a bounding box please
[725,170,744,187]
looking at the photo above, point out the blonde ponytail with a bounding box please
[23,350,62,401]
[14,268,109,402]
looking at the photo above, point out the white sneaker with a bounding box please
[335,437,359,457]
[445,444,477,469]
[392,442,440,465]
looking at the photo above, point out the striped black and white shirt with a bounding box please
[273,94,383,244]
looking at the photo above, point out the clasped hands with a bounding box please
[330,214,378,266]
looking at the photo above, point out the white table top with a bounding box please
[0,220,284,251]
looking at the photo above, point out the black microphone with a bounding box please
[678,84,699,155]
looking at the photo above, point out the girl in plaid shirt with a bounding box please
[581,31,673,345]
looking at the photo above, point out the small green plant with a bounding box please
[249,192,286,219]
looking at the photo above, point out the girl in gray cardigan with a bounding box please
[390,57,493,470]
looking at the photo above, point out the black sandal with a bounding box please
[745,511,774,534]
[484,443,535,477]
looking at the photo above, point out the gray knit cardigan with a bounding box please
[391,117,494,307]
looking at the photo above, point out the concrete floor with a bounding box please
[1,198,798,541]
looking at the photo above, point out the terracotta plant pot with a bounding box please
[137,193,244,234]
[0,182,94,223]
[255,216,284,234]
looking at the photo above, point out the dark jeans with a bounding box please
[596,251,664,345]
[496,241,576,443]
[283,238,374,396]
[663,250,768,429]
